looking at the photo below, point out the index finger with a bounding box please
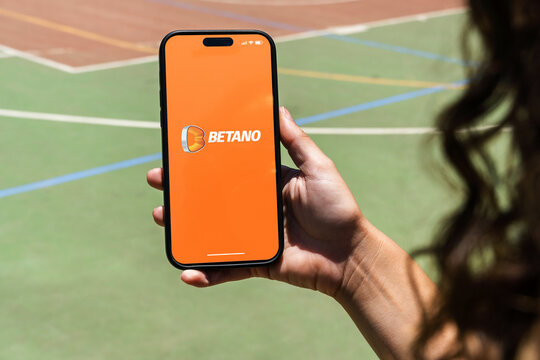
[147,168,164,190]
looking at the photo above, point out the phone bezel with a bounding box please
[159,30,284,269]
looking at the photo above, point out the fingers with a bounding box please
[280,165,300,187]
[279,107,333,176]
[181,267,254,287]
[147,168,164,190]
[148,169,164,226]
[181,270,210,287]
[153,205,165,226]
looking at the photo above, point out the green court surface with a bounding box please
[2,13,473,359]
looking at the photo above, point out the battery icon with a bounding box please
[255,40,263,45]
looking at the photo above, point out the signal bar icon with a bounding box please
[241,40,263,46]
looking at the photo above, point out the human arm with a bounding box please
[147,107,457,359]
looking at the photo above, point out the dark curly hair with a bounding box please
[414,0,540,358]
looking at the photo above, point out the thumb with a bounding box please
[279,106,332,176]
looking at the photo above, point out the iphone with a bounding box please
[159,30,283,269]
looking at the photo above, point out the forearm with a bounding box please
[335,219,457,359]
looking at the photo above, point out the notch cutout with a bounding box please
[203,37,233,47]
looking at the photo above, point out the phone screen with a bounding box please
[160,32,282,267]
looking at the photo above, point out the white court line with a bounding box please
[70,55,158,73]
[304,127,437,135]
[275,7,465,42]
[0,108,505,135]
[0,44,76,73]
[305,125,508,135]
[0,109,159,128]
[325,8,465,36]
[0,44,157,73]
[0,7,465,74]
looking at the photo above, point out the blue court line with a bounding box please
[146,0,303,32]
[0,153,162,199]
[146,0,469,66]
[0,81,467,199]
[296,79,467,125]
[325,34,474,67]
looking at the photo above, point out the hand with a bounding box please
[149,107,454,358]
[147,107,367,298]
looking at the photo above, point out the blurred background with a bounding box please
[0,0,468,358]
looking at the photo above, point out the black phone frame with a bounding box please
[158,30,284,270]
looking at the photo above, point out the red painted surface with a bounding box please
[0,0,463,67]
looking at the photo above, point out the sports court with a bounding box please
[1,0,469,358]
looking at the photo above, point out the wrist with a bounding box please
[334,217,385,305]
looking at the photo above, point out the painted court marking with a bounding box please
[146,0,304,32]
[0,43,156,73]
[0,106,451,135]
[0,6,470,198]
[70,55,159,74]
[0,108,460,135]
[325,33,472,66]
[0,79,466,129]
[324,8,465,36]
[146,0,468,66]
[305,127,438,135]
[278,68,464,89]
[0,108,449,134]
[0,123,506,200]
[0,50,13,59]
[296,79,467,126]
[0,76,493,201]
[0,153,162,199]
[0,7,155,54]
[0,109,159,128]
[0,79,469,198]
[277,8,466,43]
[0,44,76,73]
[0,6,467,73]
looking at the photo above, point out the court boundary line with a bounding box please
[0,7,465,74]
[0,44,77,73]
[0,108,159,128]
[277,7,465,42]
[0,51,14,59]
[296,79,466,126]
[70,55,158,73]
[146,0,468,66]
[0,79,466,129]
[278,68,464,89]
[0,108,449,134]
[0,124,508,199]
[0,6,155,54]
[0,153,162,199]
[0,108,441,133]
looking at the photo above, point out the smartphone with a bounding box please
[158,30,283,269]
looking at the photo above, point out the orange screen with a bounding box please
[162,32,281,266]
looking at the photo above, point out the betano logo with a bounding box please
[181,125,206,153]
[181,125,262,153]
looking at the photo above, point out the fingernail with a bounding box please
[279,106,292,120]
